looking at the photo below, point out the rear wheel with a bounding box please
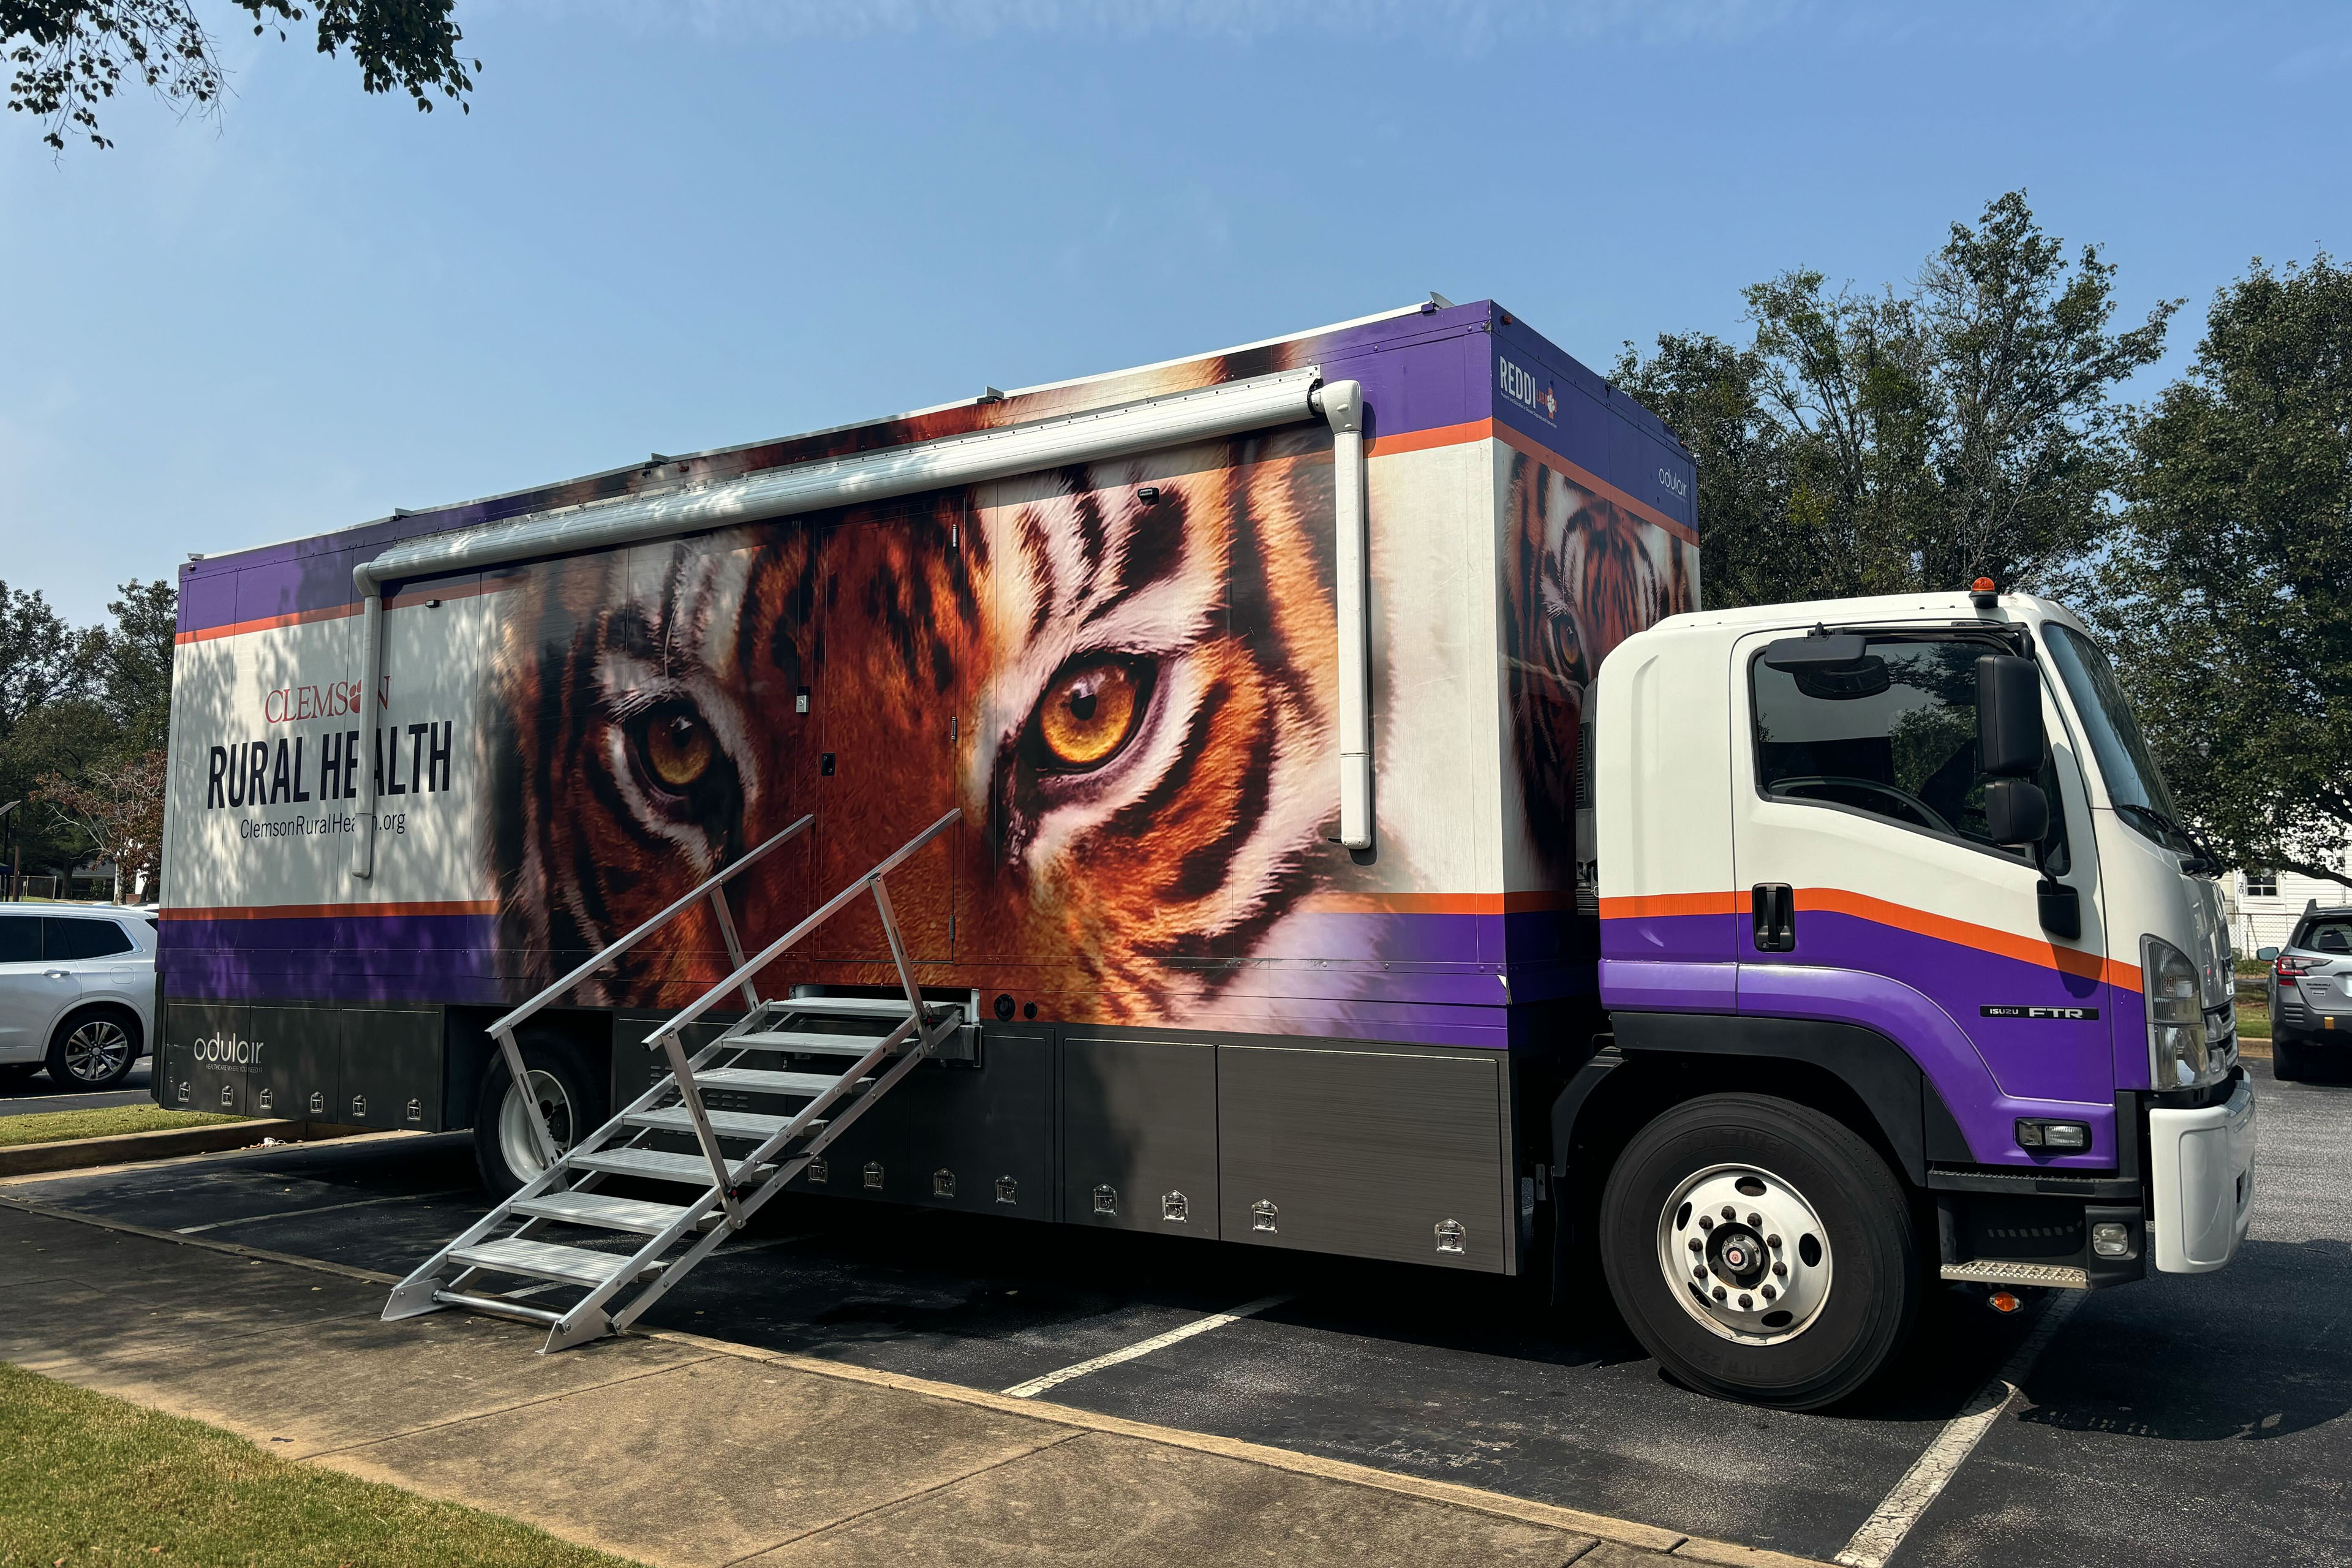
[45,1008,140,1091]
[2269,1038,2304,1082]
[472,1036,603,1196]
[1600,1093,1920,1409]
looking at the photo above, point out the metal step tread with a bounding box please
[1940,1260,2090,1289]
[511,1191,701,1235]
[625,1106,793,1139]
[772,995,944,1020]
[693,1066,854,1097]
[451,1236,642,1287]
[727,1029,895,1056]
[567,1147,762,1185]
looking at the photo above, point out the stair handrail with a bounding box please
[488,813,813,1041]
[486,812,813,1166]
[644,808,962,1052]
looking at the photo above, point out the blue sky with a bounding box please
[4,0,2348,625]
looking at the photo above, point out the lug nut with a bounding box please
[1767,1234,1781,1250]
[1762,1284,1777,1302]
[1773,1261,1787,1277]
[1713,1286,1727,1302]
[1698,1215,1714,1231]
[1747,1212,1763,1227]
[1722,1205,1737,1221]
[1688,1237,1702,1252]
[1739,1294,1753,1309]
[1693,1265,1706,1280]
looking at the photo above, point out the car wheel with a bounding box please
[472,1034,605,1197]
[1600,1092,1920,1411]
[2269,1038,2304,1082]
[45,1008,140,1091]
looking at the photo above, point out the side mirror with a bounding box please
[2257,946,2280,962]
[1977,655,2045,777]
[1985,778,2049,846]
[2038,881,2082,940]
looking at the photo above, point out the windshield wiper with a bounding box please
[2113,802,2222,878]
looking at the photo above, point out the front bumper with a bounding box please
[2148,1070,2256,1272]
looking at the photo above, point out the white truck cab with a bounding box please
[1574,588,2254,1405]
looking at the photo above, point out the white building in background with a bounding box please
[2220,853,2351,955]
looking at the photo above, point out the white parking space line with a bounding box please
[1836,1290,2085,1568]
[1002,1292,1296,1399]
[173,1189,475,1234]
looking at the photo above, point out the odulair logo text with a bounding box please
[204,722,456,809]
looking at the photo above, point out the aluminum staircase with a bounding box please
[383,809,961,1352]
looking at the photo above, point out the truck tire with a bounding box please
[1599,1092,1920,1410]
[472,1035,604,1197]
[44,1006,141,1091]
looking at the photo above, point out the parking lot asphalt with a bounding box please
[9,1058,2348,1568]
[0,1055,153,1116]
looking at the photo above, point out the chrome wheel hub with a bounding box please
[1656,1163,1833,1345]
[497,1069,575,1180]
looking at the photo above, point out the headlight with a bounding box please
[2143,934,2211,1088]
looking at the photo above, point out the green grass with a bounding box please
[0,1104,245,1150]
[0,1361,643,1567]
[2236,1001,2272,1039]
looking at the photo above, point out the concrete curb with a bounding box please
[0,1118,373,1177]
[643,1327,1833,1568]
[3,1194,1833,1567]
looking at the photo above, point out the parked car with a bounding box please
[0,906,156,1091]
[2269,905,2352,1081]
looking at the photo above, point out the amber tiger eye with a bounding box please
[645,710,714,787]
[1038,658,1143,769]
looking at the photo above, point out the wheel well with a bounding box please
[443,1007,609,1130]
[1564,1052,1916,1199]
[50,1001,143,1055]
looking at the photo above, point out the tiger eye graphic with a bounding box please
[644,710,714,788]
[1037,657,1144,769]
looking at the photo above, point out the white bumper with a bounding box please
[2149,1072,2256,1273]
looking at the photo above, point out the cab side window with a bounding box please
[0,915,36,963]
[46,918,135,960]
[1751,635,2069,868]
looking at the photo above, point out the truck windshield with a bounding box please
[2041,623,2183,848]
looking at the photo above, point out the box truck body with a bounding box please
[157,298,2252,1407]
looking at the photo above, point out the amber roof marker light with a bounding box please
[1970,576,1999,610]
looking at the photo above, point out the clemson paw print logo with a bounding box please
[1542,385,1558,421]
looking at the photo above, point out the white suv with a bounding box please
[0,907,156,1091]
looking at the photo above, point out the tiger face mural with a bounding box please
[488,421,1346,1022]
[1501,451,1698,882]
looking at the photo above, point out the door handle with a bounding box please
[43,969,71,980]
[1751,884,1796,953]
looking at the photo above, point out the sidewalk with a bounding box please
[0,1198,1815,1568]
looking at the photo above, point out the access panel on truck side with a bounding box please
[797,1031,1052,1218]
[1060,1036,1219,1237]
[249,1003,342,1120]
[334,1006,443,1130]
[1218,1042,1510,1272]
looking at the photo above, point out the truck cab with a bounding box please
[1568,587,2255,1407]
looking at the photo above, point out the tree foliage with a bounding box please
[2092,255,2352,888]
[1619,192,2174,608]
[4,0,474,151]
[32,747,166,899]
[0,578,176,892]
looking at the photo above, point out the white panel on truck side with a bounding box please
[1592,617,1733,905]
[165,598,499,914]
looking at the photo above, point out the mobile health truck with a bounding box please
[157,298,2253,1407]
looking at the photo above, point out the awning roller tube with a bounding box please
[350,363,1373,878]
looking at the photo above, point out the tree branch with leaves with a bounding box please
[6,0,475,151]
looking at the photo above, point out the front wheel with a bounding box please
[1599,1093,1920,1409]
[472,1036,604,1197]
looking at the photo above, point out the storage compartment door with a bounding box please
[1061,1036,1218,1236]
[1218,1044,1509,1272]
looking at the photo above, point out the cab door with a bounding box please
[1727,627,2114,1156]
[809,507,963,964]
